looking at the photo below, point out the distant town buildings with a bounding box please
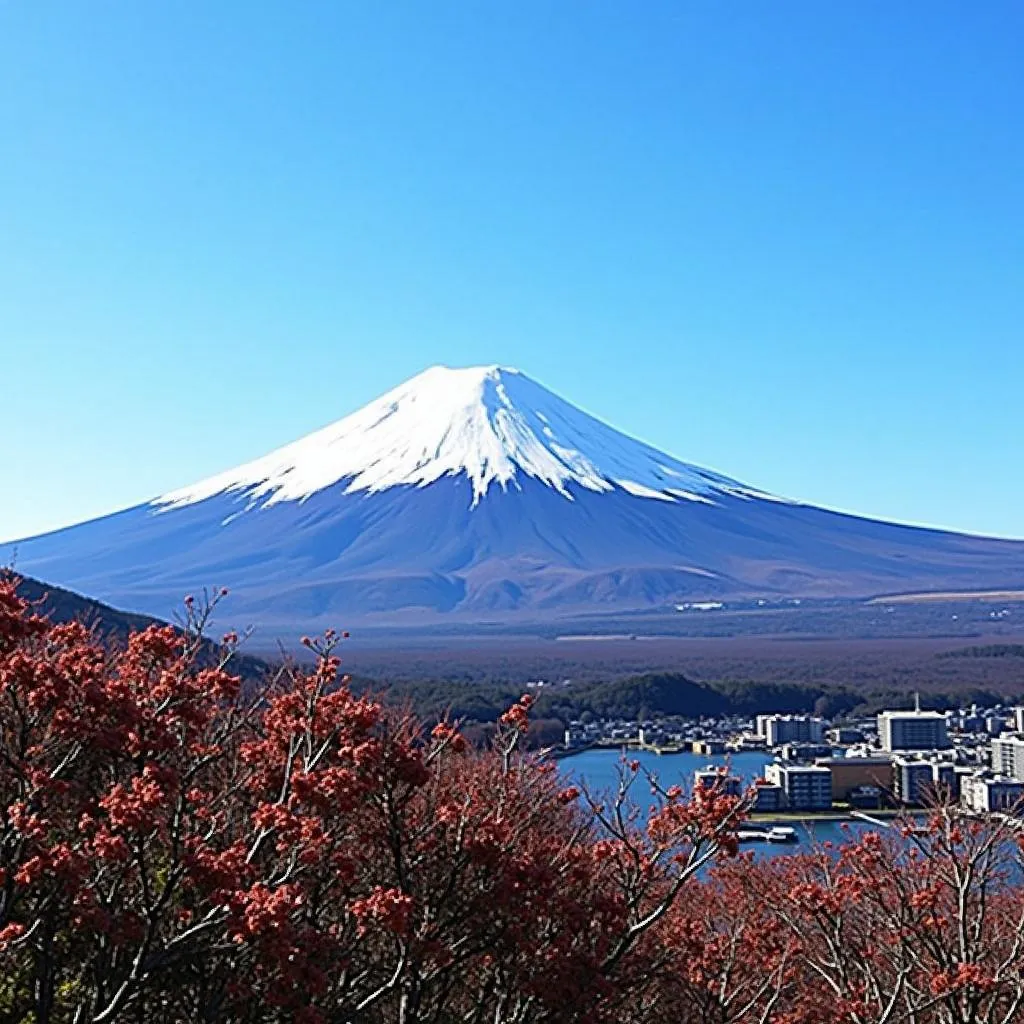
[894,758,934,805]
[565,696,1024,821]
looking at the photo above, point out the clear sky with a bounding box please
[1,2,1022,542]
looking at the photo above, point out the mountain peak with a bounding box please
[419,368,524,385]
[155,364,770,511]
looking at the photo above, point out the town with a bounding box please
[563,699,1024,817]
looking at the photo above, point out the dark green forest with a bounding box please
[352,670,1024,737]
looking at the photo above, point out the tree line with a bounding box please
[358,671,1019,729]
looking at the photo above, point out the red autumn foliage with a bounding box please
[3,574,1024,1023]
[0,578,745,1023]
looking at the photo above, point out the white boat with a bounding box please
[766,826,798,843]
[737,828,771,843]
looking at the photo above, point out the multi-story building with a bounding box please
[828,727,864,745]
[693,767,742,797]
[815,756,894,802]
[1013,708,1024,734]
[760,715,826,747]
[751,780,784,812]
[961,773,1024,814]
[778,742,832,763]
[878,710,950,752]
[764,762,832,811]
[894,758,930,805]
[991,735,1024,782]
[894,755,960,806]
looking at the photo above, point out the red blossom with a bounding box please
[349,886,414,937]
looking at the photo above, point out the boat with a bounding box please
[737,825,800,845]
[737,828,771,843]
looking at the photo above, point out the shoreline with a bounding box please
[749,808,928,824]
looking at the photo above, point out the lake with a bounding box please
[559,748,878,858]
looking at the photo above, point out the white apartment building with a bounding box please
[759,715,826,747]
[961,773,1024,814]
[878,710,950,752]
[764,762,832,811]
[991,734,1024,782]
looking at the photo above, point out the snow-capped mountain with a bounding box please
[8,365,1024,634]
[155,365,774,509]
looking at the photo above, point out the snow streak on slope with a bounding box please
[156,365,782,511]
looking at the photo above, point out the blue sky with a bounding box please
[1,1,1022,541]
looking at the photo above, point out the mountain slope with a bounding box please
[6,365,1024,633]
[8,573,271,681]
[11,572,165,639]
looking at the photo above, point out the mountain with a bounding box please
[7,572,270,682]
[6,365,1024,634]
[11,572,165,639]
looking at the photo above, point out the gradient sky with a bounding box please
[2,2,1022,543]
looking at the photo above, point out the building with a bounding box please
[692,739,726,756]
[878,709,950,752]
[894,758,934,805]
[933,762,958,800]
[953,711,986,734]
[729,734,768,751]
[991,735,1024,782]
[986,717,1005,738]
[760,715,826,747]
[1013,708,1024,734]
[751,780,784,812]
[848,785,886,809]
[828,727,864,745]
[693,767,742,797]
[779,742,832,763]
[961,773,1024,814]
[954,765,978,797]
[764,762,832,811]
[894,755,960,806]
[815,756,894,802]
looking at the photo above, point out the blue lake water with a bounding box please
[559,748,878,858]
